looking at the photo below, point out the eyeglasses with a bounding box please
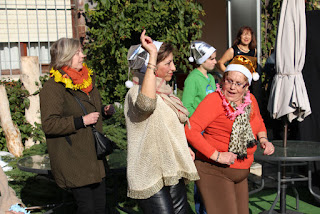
[224,79,247,89]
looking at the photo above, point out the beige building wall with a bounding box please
[0,0,73,43]
[198,0,228,60]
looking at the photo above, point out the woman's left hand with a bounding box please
[261,141,274,155]
[188,147,195,161]
[104,104,115,116]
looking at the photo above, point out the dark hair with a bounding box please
[50,38,81,70]
[232,26,256,50]
[157,43,174,64]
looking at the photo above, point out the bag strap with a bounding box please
[66,89,88,115]
[67,90,97,130]
[73,95,88,115]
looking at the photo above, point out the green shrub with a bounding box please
[103,105,127,149]
[85,0,204,104]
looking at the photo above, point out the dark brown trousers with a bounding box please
[195,160,250,214]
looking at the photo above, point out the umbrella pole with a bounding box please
[283,119,288,148]
[280,118,288,213]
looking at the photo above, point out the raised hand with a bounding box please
[140,29,157,55]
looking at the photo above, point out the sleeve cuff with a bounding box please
[74,116,85,130]
[136,92,157,113]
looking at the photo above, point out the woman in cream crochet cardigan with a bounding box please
[124,30,199,213]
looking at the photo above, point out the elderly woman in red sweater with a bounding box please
[185,55,274,214]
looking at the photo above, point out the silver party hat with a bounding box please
[189,41,216,65]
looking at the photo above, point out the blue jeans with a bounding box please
[194,184,207,214]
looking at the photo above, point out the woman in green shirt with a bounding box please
[182,41,217,117]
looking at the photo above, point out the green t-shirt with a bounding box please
[182,68,216,117]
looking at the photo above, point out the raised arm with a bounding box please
[140,30,158,99]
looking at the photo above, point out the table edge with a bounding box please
[17,156,50,175]
[254,155,320,162]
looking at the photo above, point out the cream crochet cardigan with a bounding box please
[124,85,199,199]
[0,167,22,214]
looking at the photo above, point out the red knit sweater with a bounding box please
[185,92,266,169]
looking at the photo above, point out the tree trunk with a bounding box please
[20,56,42,148]
[0,85,24,157]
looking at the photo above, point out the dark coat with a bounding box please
[40,71,106,189]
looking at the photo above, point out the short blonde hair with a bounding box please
[50,38,80,70]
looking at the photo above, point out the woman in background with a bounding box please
[217,26,262,107]
[217,26,257,72]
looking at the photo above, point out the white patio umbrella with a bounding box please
[267,0,311,147]
[267,1,311,212]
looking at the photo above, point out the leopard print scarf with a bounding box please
[228,102,258,160]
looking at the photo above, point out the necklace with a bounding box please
[50,63,93,90]
[237,45,250,53]
[216,83,251,120]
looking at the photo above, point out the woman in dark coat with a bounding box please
[40,38,114,214]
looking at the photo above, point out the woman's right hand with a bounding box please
[218,152,237,165]
[211,151,237,165]
[83,112,100,126]
[140,29,157,56]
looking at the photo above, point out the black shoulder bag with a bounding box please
[72,95,116,159]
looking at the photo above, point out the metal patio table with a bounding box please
[250,140,320,214]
